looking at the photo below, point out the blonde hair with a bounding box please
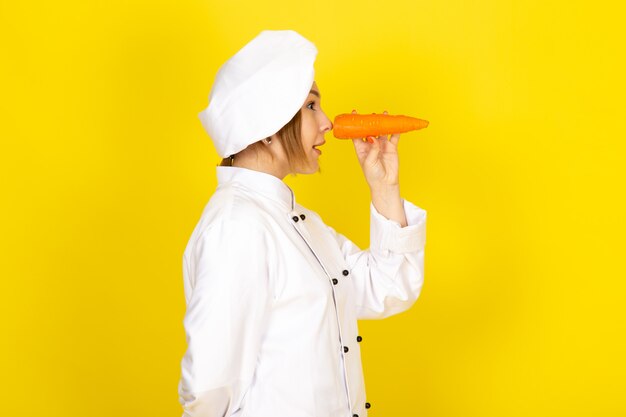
[220,110,308,172]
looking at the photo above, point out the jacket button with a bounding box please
[357,335,362,342]
[342,269,349,276]
[292,216,299,222]
[300,214,306,220]
[332,278,338,285]
[343,346,349,353]
[365,402,371,409]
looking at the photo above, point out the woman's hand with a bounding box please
[350,110,401,189]
[351,110,408,227]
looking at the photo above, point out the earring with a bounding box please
[265,137,272,144]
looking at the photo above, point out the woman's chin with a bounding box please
[297,160,320,175]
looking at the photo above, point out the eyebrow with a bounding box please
[309,89,321,98]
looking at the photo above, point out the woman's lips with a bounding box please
[313,140,325,155]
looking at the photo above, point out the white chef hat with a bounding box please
[199,30,318,158]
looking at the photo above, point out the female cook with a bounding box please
[178,30,427,417]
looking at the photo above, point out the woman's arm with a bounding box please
[350,109,410,227]
[340,116,427,318]
[327,200,426,319]
[370,184,407,227]
[179,220,271,416]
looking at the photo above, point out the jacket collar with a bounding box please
[216,166,295,212]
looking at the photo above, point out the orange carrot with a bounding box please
[332,113,429,139]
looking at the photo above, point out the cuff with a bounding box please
[370,199,427,255]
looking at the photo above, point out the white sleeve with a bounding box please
[178,220,271,416]
[330,199,427,319]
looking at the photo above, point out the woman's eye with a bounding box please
[307,101,316,110]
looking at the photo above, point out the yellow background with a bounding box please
[1,0,625,415]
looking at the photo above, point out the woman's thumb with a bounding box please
[364,136,380,167]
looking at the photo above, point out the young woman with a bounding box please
[179,30,427,417]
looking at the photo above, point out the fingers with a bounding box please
[389,133,400,147]
[351,137,370,161]
[352,137,366,151]
[364,135,381,167]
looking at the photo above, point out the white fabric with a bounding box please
[179,166,427,417]
[199,30,317,158]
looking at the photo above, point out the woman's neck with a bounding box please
[230,149,289,180]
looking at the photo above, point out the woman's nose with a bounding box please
[321,113,333,132]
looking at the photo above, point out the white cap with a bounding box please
[199,30,317,158]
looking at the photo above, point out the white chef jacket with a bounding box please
[179,166,427,417]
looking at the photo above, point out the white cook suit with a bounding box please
[179,166,427,417]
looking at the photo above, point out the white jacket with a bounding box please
[179,166,427,417]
